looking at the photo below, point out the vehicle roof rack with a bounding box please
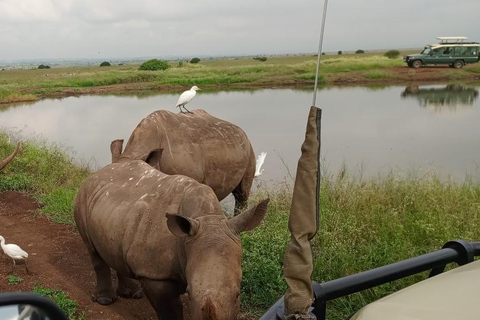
[437,36,468,43]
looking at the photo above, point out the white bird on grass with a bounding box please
[0,235,29,274]
[255,152,267,177]
[175,86,201,113]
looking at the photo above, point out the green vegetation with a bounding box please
[253,56,268,62]
[356,49,365,54]
[384,50,401,59]
[139,59,170,71]
[2,135,479,318]
[190,57,201,64]
[99,61,111,67]
[338,51,343,55]
[0,134,90,224]
[3,50,479,103]
[7,275,24,285]
[33,285,86,320]
[38,65,50,69]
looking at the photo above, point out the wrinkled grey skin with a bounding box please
[110,109,255,213]
[0,142,20,171]
[74,158,269,320]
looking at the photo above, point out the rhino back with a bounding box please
[121,109,255,200]
[76,161,202,280]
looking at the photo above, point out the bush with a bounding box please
[139,59,170,71]
[253,57,268,62]
[384,50,401,59]
[99,61,111,67]
[355,49,365,54]
[38,65,50,69]
[190,57,201,64]
[338,51,343,55]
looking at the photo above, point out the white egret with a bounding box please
[0,235,29,274]
[175,86,201,113]
[255,152,267,177]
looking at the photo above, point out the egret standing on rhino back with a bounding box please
[175,86,201,113]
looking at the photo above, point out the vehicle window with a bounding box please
[421,48,431,55]
[432,49,442,56]
[443,47,451,55]
[456,47,469,56]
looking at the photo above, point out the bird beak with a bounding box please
[197,88,201,90]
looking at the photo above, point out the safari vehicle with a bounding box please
[403,36,480,69]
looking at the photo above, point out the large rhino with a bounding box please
[110,109,256,213]
[74,157,269,319]
[0,142,20,171]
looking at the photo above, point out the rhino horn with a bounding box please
[0,142,20,171]
[110,139,124,163]
[228,198,269,233]
[201,297,218,320]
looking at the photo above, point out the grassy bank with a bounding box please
[3,51,479,103]
[1,135,480,319]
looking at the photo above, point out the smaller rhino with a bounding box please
[74,156,268,320]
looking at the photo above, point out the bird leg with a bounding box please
[10,259,15,274]
[182,106,192,113]
[25,259,30,274]
[177,106,185,113]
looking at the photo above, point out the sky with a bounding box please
[1,0,479,61]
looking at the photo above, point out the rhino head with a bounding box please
[0,142,20,171]
[166,199,269,320]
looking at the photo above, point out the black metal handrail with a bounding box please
[260,240,480,320]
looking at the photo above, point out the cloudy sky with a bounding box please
[1,0,479,61]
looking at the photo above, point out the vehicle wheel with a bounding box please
[453,60,464,69]
[407,62,413,68]
[412,60,422,68]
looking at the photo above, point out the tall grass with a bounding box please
[2,134,480,318]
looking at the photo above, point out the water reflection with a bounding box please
[401,84,479,111]
[1,85,479,181]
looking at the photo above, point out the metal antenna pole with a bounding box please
[312,0,329,107]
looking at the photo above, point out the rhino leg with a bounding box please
[232,177,253,216]
[89,251,116,305]
[140,279,183,320]
[117,273,144,299]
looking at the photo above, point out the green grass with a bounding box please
[0,133,90,224]
[2,134,480,318]
[0,51,429,103]
[33,285,86,320]
[7,275,24,285]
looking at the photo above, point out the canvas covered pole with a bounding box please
[283,106,321,319]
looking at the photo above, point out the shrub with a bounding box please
[355,49,365,54]
[384,50,401,59]
[338,51,343,55]
[139,59,170,71]
[99,61,111,67]
[322,52,326,55]
[38,65,51,69]
[253,57,268,62]
[190,57,201,64]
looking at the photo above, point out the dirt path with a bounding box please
[0,190,159,319]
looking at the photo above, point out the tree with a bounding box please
[139,59,170,71]
[355,49,365,54]
[190,57,201,64]
[384,50,400,59]
[338,51,343,55]
[100,61,111,67]
[38,64,51,69]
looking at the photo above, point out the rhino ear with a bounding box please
[110,139,124,163]
[166,213,199,237]
[145,149,163,169]
[228,199,269,233]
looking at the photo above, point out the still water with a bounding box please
[1,84,479,182]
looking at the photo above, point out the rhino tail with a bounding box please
[0,142,21,171]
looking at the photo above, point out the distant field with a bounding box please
[1,50,478,104]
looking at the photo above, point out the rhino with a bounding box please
[110,109,256,214]
[74,156,269,319]
[0,142,20,171]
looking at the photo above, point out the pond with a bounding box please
[1,84,479,183]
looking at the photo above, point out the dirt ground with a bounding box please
[0,190,161,319]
